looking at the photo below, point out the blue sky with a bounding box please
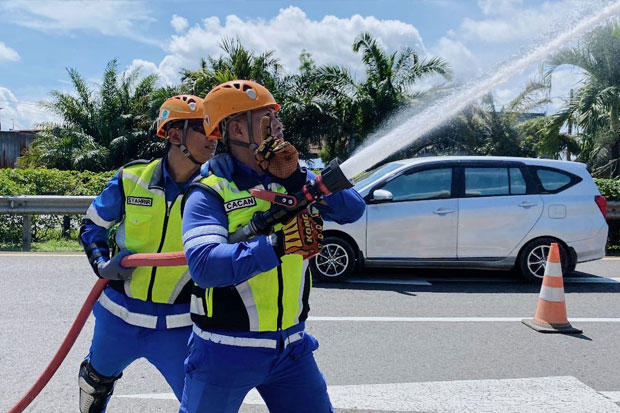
[0,0,613,130]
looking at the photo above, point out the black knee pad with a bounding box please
[78,360,122,413]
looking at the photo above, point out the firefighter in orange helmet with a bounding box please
[180,80,365,412]
[77,95,220,412]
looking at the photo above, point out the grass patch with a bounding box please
[0,239,82,252]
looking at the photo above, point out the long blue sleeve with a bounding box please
[182,187,281,289]
[80,172,124,264]
[183,167,365,289]
[304,170,365,224]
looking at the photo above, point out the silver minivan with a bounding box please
[311,156,608,282]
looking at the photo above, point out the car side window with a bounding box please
[536,168,572,191]
[380,168,452,201]
[465,168,509,196]
[510,168,527,194]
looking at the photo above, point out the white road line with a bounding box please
[601,392,620,403]
[308,316,620,322]
[119,376,620,412]
[565,277,620,284]
[346,278,432,285]
[344,277,620,285]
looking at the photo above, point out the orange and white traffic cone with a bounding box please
[522,243,582,334]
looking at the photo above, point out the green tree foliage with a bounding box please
[181,37,283,98]
[544,22,620,176]
[21,59,172,171]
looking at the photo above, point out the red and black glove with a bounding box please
[255,116,301,181]
[271,209,324,260]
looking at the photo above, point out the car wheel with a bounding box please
[310,236,356,282]
[518,237,571,283]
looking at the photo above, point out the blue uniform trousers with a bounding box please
[87,302,192,402]
[180,325,334,413]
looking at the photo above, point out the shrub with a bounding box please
[595,178,620,201]
[0,168,115,245]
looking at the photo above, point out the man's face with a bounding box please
[184,119,216,163]
[250,107,283,145]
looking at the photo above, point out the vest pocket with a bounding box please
[125,213,152,246]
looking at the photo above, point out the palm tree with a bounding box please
[352,32,452,137]
[181,37,283,98]
[304,32,453,160]
[544,22,620,176]
[22,59,164,171]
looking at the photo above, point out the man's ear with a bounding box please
[228,118,246,141]
[167,127,182,145]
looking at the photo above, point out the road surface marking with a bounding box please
[565,277,620,284]
[603,257,620,261]
[119,376,620,412]
[308,316,620,322]
[601,392,620,403]
[346,278,432,285]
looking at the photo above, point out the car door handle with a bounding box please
[433,208,455,215]
[518,201,538,208]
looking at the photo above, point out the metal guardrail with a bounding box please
[0,196,619,250]
[0,196,94,250]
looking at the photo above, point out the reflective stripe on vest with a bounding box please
[116,160,189,304]
[98,290,193,329]
[191,174,309,332]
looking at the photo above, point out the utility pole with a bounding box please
[0,107,3,131]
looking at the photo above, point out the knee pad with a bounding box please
[78,360,122,413]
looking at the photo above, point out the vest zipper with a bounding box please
[276,265,283,330]
[147,200,172,302]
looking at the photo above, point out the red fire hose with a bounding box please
[9,252,188,413]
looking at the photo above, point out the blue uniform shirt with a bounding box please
[182,159,366,289]
[81,157,200,319]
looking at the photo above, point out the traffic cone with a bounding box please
[522,243,582,334]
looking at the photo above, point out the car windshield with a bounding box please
[353,162,404,191]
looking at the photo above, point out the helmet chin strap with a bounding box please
[227,111,258,152]
[177,119,202,165]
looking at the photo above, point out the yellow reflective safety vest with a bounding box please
[188,174,310,332]
[112,159,192,304]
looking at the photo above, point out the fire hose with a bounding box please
[8,252,187,413]
[9,159,353,412]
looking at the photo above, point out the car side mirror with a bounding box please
[371,189,393,202]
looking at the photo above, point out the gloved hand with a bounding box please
[201,153,234,181]
[270,209,323,260]
[255,116,300,179]
[97,250,135,281]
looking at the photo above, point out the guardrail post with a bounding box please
[22,214,32,251]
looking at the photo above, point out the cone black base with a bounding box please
[522,318,582,334]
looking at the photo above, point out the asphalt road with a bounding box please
[1,253,619,412]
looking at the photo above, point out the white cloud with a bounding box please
[460,0,600,44]
[0,87,59,130]
[0,42,20,62]
[547,67,587,113]
[149,6,427,85]
[432,37,480,81]
[171,14,189,33]
[126,59,160,77]
[0,0,158,46]
[477,0,523,16]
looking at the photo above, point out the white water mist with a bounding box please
[339,1,620,180]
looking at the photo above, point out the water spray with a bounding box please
[340,1,620,179]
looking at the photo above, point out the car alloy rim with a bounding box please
[315,243,349,277]
[527,245,550,278]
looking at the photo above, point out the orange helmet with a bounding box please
[203,80,280,139]
[156,95,204,138]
